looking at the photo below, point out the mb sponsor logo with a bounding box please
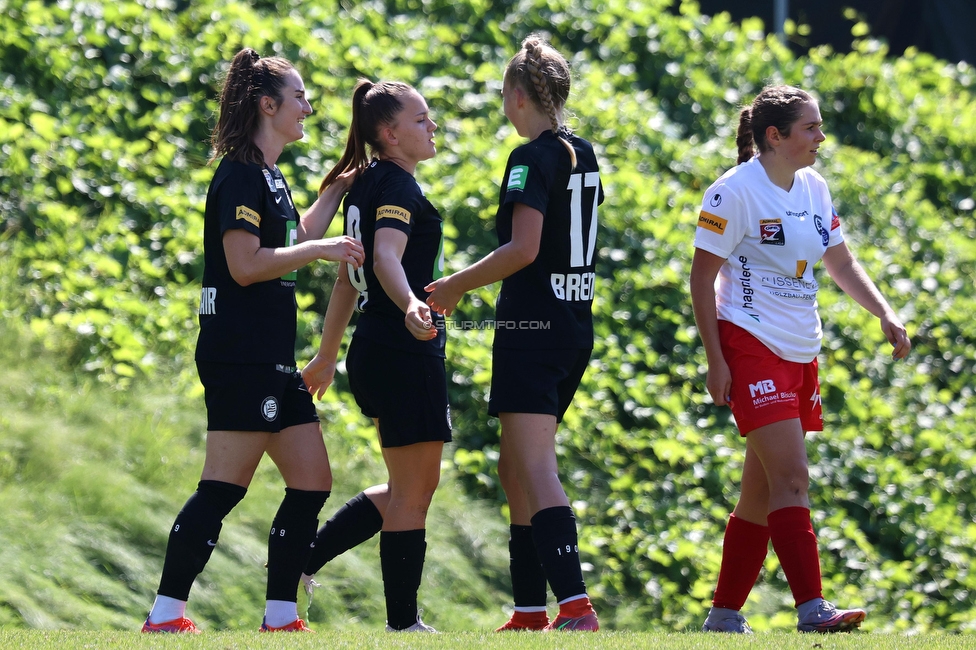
[749,379,796,406]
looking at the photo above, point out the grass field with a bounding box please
[1,629,973,650]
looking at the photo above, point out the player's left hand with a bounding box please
[302,353,337,399]
[425,276,463,316]
[405,295,438,341]
[881,311,911,360]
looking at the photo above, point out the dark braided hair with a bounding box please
[320,79,414,193]
[505,34,577,169]
[210,48,295,165]
[736,85,813,165]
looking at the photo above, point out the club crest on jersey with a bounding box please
[507,165,529,191]
[759,218,785,246]
[813,214,829,246]
[262,169,277,192]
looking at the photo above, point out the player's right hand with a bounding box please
[319,235,365,269]
[705,359,732,407]
[302,353,337,399]
[425,276,462,316]
[405,296,438,341]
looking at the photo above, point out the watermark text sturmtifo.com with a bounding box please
[428,319,551,331]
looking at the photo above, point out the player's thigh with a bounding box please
[266,421,332,491]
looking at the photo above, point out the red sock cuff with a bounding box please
[767,505,812,530]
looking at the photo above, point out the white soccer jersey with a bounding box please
[694,157,844,363]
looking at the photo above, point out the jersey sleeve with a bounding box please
[827,205,845,247]
[373,174,423,236]
[694,182,747,259]
[501,146,551,214]
[215,165,265,238]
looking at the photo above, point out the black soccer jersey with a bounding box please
[493,130,604,349]
[195,158,300,365]
[344,159,446,357]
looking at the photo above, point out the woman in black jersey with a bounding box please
[300,79,449,633]
[142,48,364,634]
[425,35,602,632]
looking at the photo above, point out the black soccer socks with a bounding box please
[380,529,427,630]
[157,479,247,600]
[305,491,384,575]
[530,505,587,603]
[266,488,330,602]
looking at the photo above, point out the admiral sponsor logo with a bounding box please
[507,165,529,190]
[698,210,728,235]
[551,271,596,301]
[199,286,217,315]
[262,169,276,192]
[739,255,755,311]
[759,218,785,246]
[261,396,279,422]
[813,214,829,247]
[236,205,261,227]
[709,192,722,207]
[376,205,411,224]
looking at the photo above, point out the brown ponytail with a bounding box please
[736,106,755,164]
[505,34,577,170]
[210,48,295,165]
[320,79,414,193]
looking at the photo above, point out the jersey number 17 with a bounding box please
[567,172,600,268]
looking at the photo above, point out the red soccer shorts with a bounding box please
[718,320,823,436]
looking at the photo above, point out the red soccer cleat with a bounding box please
[495,610,549,631]
[141,616,201,634]
[260,617,314,632]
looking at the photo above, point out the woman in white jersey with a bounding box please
[691,85,910,634]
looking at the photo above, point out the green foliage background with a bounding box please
[2,0,976,633]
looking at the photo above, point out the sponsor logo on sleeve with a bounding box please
[507,165,529,191]
[697,210,728,235]
[759,218,785,245]
[376,205,411,224]
[709,192,722,207]
[236,205,261,227]
[813,214,829,246]
[830,208,841,231]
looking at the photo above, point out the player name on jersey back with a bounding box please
[551,271,596,301]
